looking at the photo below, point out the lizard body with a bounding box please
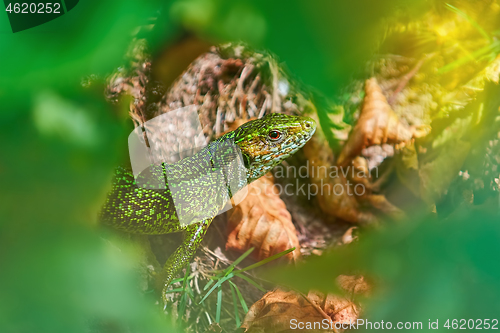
[100,113,316,301]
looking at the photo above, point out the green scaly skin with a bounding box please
[99,113,316,303]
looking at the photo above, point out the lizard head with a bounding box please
[232,113,316,181]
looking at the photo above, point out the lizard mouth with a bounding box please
[299,117,317,142]
[277,117,317,155]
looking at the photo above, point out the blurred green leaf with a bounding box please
[0,0,168,108]
[0,223,178,333]
[33,90,100,147]
[0,4,178,326]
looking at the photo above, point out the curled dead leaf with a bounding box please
[226,175,301,262]
[337,78,427,167]
[241,288,359,333]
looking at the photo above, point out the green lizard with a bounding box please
[99,113,316,302]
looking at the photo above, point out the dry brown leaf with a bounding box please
[337,78,427,167]
[241,288,359,333]
[226,175,301,262]
[336,275,371,296]
[306,290,358,327]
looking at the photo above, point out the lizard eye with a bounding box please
[268,130,282,141]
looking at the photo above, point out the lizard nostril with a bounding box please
[305,123,311,128]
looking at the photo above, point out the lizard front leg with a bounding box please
[157,218,213,304]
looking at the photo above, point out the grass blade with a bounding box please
[223,247,255,277]
[178,292,187,319]
[438,41,500,73]
[203,248,254,293]
[233,247,295,275]
[229,280,249,313]
[236,273,267,292]
[205,311,212,325]
[203,279,215,291]
[170,277,185,284]
[200,273,235,303]
[164,288,185,293]
[178,263,191,319]
[201,248,292,308]
[186,278,195,299]
[201,248,257,303]
[216,287,222,323]
[229,283,241,328]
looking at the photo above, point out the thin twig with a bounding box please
[259,92,271,118]
[215,108,222,137]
